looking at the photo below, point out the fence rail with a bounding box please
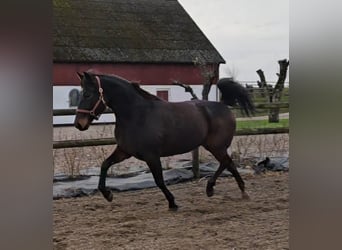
[53,102,289,117]
[53,102,289,149]
[53,127,289,149]
[53,138,117,149]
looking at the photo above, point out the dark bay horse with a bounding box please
[74,72,255,210]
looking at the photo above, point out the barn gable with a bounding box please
[53,0,225,64]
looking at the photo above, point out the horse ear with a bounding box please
[83,72,97,89]
[83,71,92,81]
[76,72,83,80]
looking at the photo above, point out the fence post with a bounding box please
[192,149,200,179]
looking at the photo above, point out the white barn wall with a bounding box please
[142,85,218,102]
[53,85,219,124]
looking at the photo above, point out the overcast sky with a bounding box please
[178,0,289,82]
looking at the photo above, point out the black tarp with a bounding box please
[53,157,288,199]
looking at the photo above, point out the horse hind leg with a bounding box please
[205,154,227,197]
[206,149,249,200]
[226,156,250,200]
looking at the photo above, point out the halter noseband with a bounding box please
[76,76,107,120]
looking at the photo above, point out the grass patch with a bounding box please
[237,118,289,130]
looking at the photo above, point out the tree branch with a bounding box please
[172,80,198,100]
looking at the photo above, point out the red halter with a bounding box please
[76,76,107,120]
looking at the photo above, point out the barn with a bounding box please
[53,0,225,123]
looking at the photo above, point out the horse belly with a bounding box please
[159,122,207,157]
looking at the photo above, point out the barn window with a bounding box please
[69,89,81,107]
[156,90,169,101]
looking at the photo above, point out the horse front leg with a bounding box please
[98,147,131,202]
[146,158,178,211]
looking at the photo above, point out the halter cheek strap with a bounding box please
[76,76,107,120]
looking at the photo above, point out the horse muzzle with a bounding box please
[74,116,90,131]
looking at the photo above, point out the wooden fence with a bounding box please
[53,102,289,149]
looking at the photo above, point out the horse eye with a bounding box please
[83,92,92,99]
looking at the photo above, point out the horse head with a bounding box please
[74,72,107,131]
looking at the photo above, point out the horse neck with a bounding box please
[102,79,146,122]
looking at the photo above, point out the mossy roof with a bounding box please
[53,0,225,64]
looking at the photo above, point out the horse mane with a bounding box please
[130,82,164,101]
[88,72,164,101]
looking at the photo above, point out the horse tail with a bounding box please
[217,78,255,116]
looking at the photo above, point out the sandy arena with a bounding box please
[53,124,288,249]
[53,172,288,250]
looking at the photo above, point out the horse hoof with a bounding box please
[105,191,113,202]
[242,192,250,200]
[169,205,179,211]
[206,187,214,197]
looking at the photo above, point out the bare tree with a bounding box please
[193,56,218,101]
[257,59,289,122]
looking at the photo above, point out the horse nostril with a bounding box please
[75,119,89,131]
[75,122,82,130]
[74,116,89,131]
